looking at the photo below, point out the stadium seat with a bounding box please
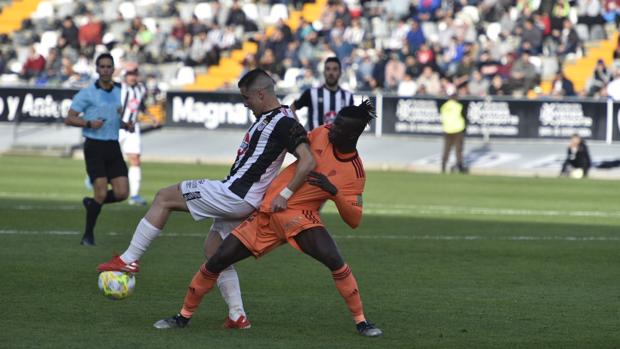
[193,3,213,22]
[486,22,501,42]
[267,4,288,24]
[118,2,137,20]
[174,66,195,85]
[242,2,258,22]
[32,1,54,20]
[278,67,301,90]
[575,24,589,42]
[39,31,58,53]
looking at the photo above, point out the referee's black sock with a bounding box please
[84,198,102,238]
[104,190,119,204]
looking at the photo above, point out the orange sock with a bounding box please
[332,264,365,323]
[180,264,219,318]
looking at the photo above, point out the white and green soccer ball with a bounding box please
[98,271,135,300]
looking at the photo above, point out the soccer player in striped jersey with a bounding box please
[118,65,160,206]
[291,57,354,130]
[98,68,316,329]
[154,100,383,337]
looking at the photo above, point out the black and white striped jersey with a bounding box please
[293,85,354,130]
[223,106,308,208]
[120,82,148,123]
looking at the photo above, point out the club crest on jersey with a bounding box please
[257,118,269,131]
[324,111,337,124]
[238,133,250,156]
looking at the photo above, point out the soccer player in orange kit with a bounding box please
[154,100,383,337]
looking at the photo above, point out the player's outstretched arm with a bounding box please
[308,171,363,228]
[270,142,316,212]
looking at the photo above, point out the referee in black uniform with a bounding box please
[291,57,354,130]
[64,53,134,245]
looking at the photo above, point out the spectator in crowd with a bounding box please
[416,66,442,95]
[551,72,576,97]
[606,69,620,100]
[560,134,591,178]
[556,18,581,58]
[384,53,406,91]
[406,19,426,54]
[468,70,490,97]
[489,74,511,96]
[519,18,544,54]
[508,50,539,95]
[186,31,211,67]
[226,0,247,27]
[20,46,46,80]
[588,59,613,96]
[397,73,418,96]
[78,12,104,54]
[59,16,80,50]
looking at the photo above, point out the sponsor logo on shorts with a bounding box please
[183,191,202,201]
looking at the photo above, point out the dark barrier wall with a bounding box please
[166,91,378,133]
[0,87,77,123]
[383,96,611,140]
[0,88,616,142]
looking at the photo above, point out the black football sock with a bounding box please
[104,190,120,204]
[84,199,102,238]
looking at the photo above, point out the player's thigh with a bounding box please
[204,218,246,258]
[154,183,189,211]
[204,229,223,259]
[294,227,344,270]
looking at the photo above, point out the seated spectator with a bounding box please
[508,50,539,94]
[384,53,406,91]
[59,16,79,50]
[397,73,418,96]
[560,134,591,178]
[477,51,501,79]
[78,12,104,52]
[551,72,576,97]
[488,74,511,96]
[518,18,543,54]
[468,70,490,97]
[588,59,613,96]
[20,46,46,80]
[556,18,580,58]
[416,66,442,95]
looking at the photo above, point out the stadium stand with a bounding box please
[0,0,618,99]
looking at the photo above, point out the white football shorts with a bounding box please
[180,179,255,223]
[119,123,141,155]
[209,217,247,239]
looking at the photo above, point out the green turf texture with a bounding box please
[0,155,618,349]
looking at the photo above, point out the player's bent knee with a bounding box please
[319,250,345,271]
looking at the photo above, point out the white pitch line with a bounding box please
[0,229,618,241]
[4,202,620,219]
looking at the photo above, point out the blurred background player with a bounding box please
[291,57,354,130]
[65,53,133,246]
[119,63,160,206]
[154,101,382,337]
[98,68,315,328]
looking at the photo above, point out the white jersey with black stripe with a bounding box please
[294,85,354,130]
[222,106,300,208]
[120,82,147,123]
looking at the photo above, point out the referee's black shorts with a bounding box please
[84,138,128,183]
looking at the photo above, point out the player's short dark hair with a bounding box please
[338,99,376,125]
[95,53,114,67]
[324,56,342,70]
[238,68,274,89]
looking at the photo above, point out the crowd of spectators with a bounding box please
[1,0,620,100]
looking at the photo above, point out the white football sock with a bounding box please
[217,265,246,320]
[121,218,160,262]
[128,166,141,197]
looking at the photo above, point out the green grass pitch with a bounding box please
[0,155,619,349]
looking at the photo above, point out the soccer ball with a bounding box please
[98,271,135,300]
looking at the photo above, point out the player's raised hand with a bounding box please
[307,171,337,195]
[123,121,135,132]
[271,195,288,212]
